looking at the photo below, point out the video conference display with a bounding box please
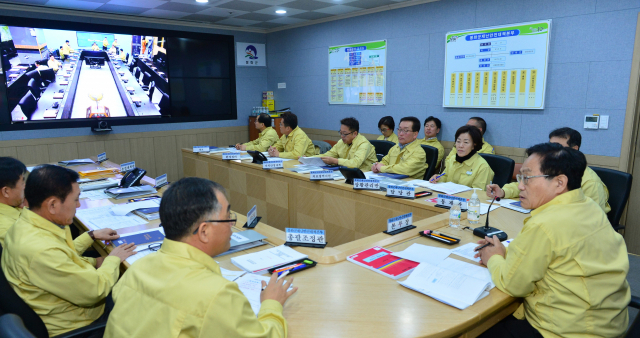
[1,26,170,121]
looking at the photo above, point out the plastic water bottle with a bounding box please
[449,203,461,229]
[468,188,481,224]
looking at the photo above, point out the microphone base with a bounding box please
[473,226,508,241]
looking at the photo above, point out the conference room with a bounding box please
[0,0,639,337]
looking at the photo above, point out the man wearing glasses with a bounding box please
[105,177,297,337]
[486,127,610,213]
[475,143,629,338]
[312,117,377,171]
[371,116,427,179]
[268,112,315,159]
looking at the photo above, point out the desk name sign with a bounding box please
[383,212,415,235]
[262,160,283,170]
[222,152,241,160]
[284,228,327,248]
[353,179,380,190]
[310,170,333,181]
[435,194,468,211]
[243,205,261,228]
[97,152,107,163]
[154,174,168,188]
[120,161,136,172]
[386,185,415,199]
[193,146,209,153]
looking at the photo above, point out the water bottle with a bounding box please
[449,203,461,229]
[468,188,481,224]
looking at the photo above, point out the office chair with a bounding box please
[25,70,46,90]
[27,79,41,101]
[370,140,395,162]
[147,81,155,98]
[133,67,141,80]
[590,166,633,231]
[18,92,37,120]
[0,244,107,338]
[129,62,135,74]
[39,68,55,85]
[125,53,129,64]
[141,72,151,89]
[420,145,439,181]
[0,314,36,338]
[158,92,170,114]
[479,153,515,188]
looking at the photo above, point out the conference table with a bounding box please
[68,157,528,337]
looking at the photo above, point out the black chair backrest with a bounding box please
[0,244,49,338]
[0,314,37,338]
[158,92,170,114]
[133,67,140,79]
[590,166,632,228]
[25,70,40,82]
[148,81,155,98]
[26,79,40,99]
[370,140,395,161]
[479,153,515,188]
[420,145,439,181]
[40,69,55,83]
[126,53,129,63]
[142,72,151,86]
[129,62,135,73]
[18,92,37,119]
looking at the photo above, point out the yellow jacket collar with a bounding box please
[0,203,21,222]
[159,238,221,275]
[456,152,482,167]
[285,127,301,139]
[20,208,67,240]
[259,127,274,137]
[528,188,586,219]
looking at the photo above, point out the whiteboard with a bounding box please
[443,20,551,109]
[328,40,386,105]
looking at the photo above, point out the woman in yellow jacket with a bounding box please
[376,116,398,144]
[430,125,494,189]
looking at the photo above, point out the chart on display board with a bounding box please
[328,40,386,105]
[443,20,551,109]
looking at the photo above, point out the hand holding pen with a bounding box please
[429,172,446,183]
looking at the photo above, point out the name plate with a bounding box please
[436,194,468,209]
[193,145,209,153]
[386,185,415,199]
[387,212,413,233]
[262,160,283,170]
[120,161,135,172]
[310,170,333,181]
[155,174,168,188]
[97,152,107,162]
[353,179,380,190]
[222,152,241,160]
[247,205,257,226]
[285,228,326,245]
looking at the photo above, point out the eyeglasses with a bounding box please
[338,131,354,137]
[397,128,413,135]
[379,128,389,133]
[148,243,162,251]
[192,212,238,234]
[516,174,551,185]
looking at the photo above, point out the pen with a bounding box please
[488,180,494,195]
[431,231,459,241]
[474,242,492,252]
[429,232,455,242]
[430,172,446,183]
[263,270,291,291]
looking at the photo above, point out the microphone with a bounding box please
[472,196,508,241]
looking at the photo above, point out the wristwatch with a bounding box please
[88,230,95,240]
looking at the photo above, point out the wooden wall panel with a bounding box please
[49,143,79,163]
[104,139,131,166]
[153,136,178,182]
[0,147,18,158]
[129,137,156,176]
[77,141,106,158]
[16,145,49,165]
[175,134,199,178]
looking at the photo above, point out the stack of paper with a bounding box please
[409,180,472,195]
[393,243,451,265]
[231,245,307,274]
[111,199,160,216]
[299,157,326,167]
[79,190,110,201]
[235,273,294,316]
[79,178,119,191]
[75,204,148,231]
[216,230,267,257]
[58,158,94,166]
[449,239,513,263]
[105,185,157,199]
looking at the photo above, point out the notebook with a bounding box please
[113,228,164,246]
[231,245,307,274]
[216,230,268,257]
[347,246,419,279]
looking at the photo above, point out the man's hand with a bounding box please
[95,257,105,268]
[92,228,120,241]
[234,143,242,150]
[429,174,442,183]
[320,157,338,165]
[473,235,506,266]
[108,243,137,262]
[260,272,298,307]
[268,147,280,158]
[371,162,383,173]
[486,184,505,198]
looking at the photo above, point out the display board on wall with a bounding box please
[443,20,551,109]
[328,40,386,105]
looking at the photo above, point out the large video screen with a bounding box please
[1,26,169,121]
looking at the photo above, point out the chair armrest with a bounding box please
[53,321,106,338]
[630,295,640,309]
[614,224,626,231]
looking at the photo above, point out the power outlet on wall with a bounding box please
[278,83,286,89]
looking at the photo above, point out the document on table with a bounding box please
[220,267,246,282]
[408,180,471,195]
[299,157,327,167]
[111,199,160,216]
[492,199,531,213]
[393,243,451,265]
[235,273,293,316]
[209,147,236,153]
[480,203,500,215]
[450,240,513,263]
[75,205,147,230]
[123,228,165,265]
[79,190,110,201]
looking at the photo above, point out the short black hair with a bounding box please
[281,112,298,130]
[469,117,487,135]
[25,165,79,210]
[0,157,27,189]
[160,177,227,240]
[525,142,586,191]
[378,116,395,131]
[65,40,69,43]
[257,113,272,127]
[400,116,421,132]
[455,125,483,152]
[424,116,442,130]
[549,127,582,149]
[340,117,359,132]
[120,48,123,51]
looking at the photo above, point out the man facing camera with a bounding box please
[476,143,629,338]
[313,117,377,171]
[268,112,315,159]
[105,177,297,337]
[236,113,279,152]
[0,157,27,246]
[446,117,494,161]
[2,165,137,336]
[371,116,427,179]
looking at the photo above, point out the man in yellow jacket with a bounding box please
[372,116,427,179]
[47,55,61,72]
[61,40,74,59]
[102,37,108,51]
[236,113,279,152]
[476,143,629,338]
[268,112,315,159]
[91,42,100,51]
[446,117,495,161]
[0,157,26,247]
[104,177,297,337]
[1,165,137,336]
[487,127,610,214]
[313,117,377,171]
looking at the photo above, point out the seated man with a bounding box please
[2,165,137,336]
[268,112,315,159]
[421,116,445,166]
[236,113,279,152]
[487,127,610,213]
[0,157,26,246]
[476,143,629,338]
[446,116,494,161]
[313,117,377,171]
[47,55,61,72]
[371,116,427,179]
[120,49,126,62]
[91,42,100,51]
[104,177,297,337]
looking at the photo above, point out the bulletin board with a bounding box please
[443,20,551,109]
[328,40,386,105]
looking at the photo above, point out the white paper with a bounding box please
[75,205,148,230]
[408,180,472,195]
[480,203,500,215]
[111,200,160,216]
[220,267,246,282]
[299,157,327,167]
[79,190,110,201]
[209,147,236,153]
[235,273,294,316]
[393,243,450,265]
[231,245,307,273]
[437,257,494,289]
[492,198,531,213]
[449,242,482,263]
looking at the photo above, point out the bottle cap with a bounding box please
[471,188,479,199]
